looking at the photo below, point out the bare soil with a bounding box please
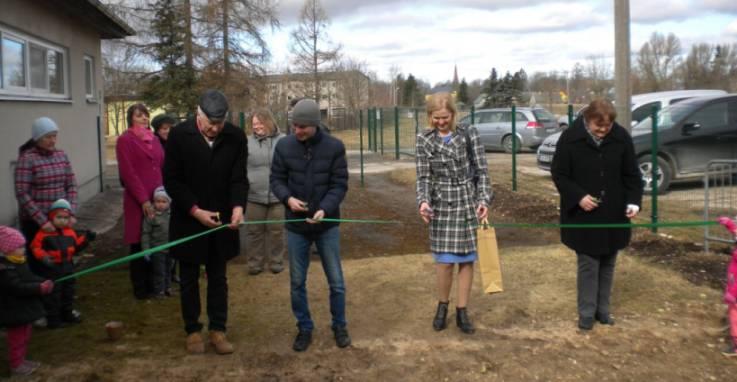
[3,164,736,381]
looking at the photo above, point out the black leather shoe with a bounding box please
[595,312,614,325]
[578,316,594,330]
[432,301,449,331]
[333,326,351,348]
[292,330,312,352]
[456,307,475,334]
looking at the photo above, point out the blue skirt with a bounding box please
[433,251,477,264]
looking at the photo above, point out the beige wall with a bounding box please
[0,0,107,225]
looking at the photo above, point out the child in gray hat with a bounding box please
[141,186,172,298]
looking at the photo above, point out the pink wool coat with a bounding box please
[116,129,165,244]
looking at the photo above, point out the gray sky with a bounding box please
[264,0,737,84]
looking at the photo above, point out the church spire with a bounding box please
[452,64,459,90]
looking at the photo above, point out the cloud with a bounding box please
[703,0,737,13]
[630,0,693,23]
[726,20,737,36]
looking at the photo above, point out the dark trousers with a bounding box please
[179,253,228,334]
[43,278,76,326]
[576,252,618,319]
[149,252,171,295]
[129,243,152,299]
[19,220,42,275]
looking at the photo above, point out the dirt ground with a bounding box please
[3,160,737,381]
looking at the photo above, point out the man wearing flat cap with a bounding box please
[163,89,248,355]
[270,98,350,352]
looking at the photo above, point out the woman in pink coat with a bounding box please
[116,104,164,300]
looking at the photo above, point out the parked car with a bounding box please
[458,107,561,152]
[631,94,737,193]
[537,89,729,171]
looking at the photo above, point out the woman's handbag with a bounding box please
[477,219,503,294]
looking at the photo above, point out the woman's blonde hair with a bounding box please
[250,108,277,135]
[426,92,457,131]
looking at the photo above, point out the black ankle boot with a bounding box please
[432,301,449,331]
[456,307,475,334]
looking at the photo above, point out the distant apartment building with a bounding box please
[263,71,371,121]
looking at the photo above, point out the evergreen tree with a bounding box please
[458,78,469,105]
[143,0,198,115]
[402,74,419,107]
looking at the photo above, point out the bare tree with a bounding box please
[199,0,279,110]
[636,32,681,91]
[585,55,613,98]
[334,57,370,112]
[290,0,341,101]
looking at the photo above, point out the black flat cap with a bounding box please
[199,89,229,122]
[151,114,177,131]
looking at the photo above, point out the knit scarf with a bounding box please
[129,125,154,149]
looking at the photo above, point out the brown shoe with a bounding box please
[209,331,234,355]
[186,332,205,354]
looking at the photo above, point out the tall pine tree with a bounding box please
[143,0,197,115]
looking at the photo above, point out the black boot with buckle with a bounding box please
[456,307,475,334]
[432,301,449,331]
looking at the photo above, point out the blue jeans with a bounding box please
[287,226,346,332]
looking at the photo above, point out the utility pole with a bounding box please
[614,0,632,130]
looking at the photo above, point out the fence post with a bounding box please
[380,108,384,156]
[359,109,364,187]
[567,104,573,127]
[394,106,400,159]
[511,104,517,192]
[96,116,104,192]
[650,105,659,233]
[471,105,475,125]
[414,108,419,136]
[239,112,245,130]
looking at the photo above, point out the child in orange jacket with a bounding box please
[30,199,94,329]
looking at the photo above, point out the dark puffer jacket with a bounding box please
[0,261,45,327]
[270,127,348,234]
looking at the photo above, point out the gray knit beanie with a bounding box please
[32,117,59,141]
[291,99,321,127]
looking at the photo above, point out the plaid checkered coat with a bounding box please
[416,126,492,253]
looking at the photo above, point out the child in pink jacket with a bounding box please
[718,216,737,357]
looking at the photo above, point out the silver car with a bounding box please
[458,107,561,152]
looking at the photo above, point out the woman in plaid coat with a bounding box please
[14,117,78,274]
[416,92,492,335]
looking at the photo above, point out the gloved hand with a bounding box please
[41,256,55,268]
[85,230,97,241]
[718,216,737,235]
[39,280,54,295]
[725,292,737,305]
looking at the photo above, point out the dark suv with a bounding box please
[632,94,737,193]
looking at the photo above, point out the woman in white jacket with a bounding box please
[243,109,286,275]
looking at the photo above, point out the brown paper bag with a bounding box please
[477,220,503,294]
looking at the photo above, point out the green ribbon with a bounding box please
[484,220,720,229]
[55,218,399,282]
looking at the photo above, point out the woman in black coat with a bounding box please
[551,99,643,330]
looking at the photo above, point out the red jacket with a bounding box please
[30,228,89,272]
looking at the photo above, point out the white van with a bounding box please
[628,89,727,125]
[557,89,728,128]
[542,89,728,171]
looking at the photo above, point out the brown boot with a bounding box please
[209,331,234,355]
[186,332,205,354]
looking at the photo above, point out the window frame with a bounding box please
[0,26,69,100]
[84,55,95,100]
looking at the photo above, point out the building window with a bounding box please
[0,27,68,99]
[84,56,95,99]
